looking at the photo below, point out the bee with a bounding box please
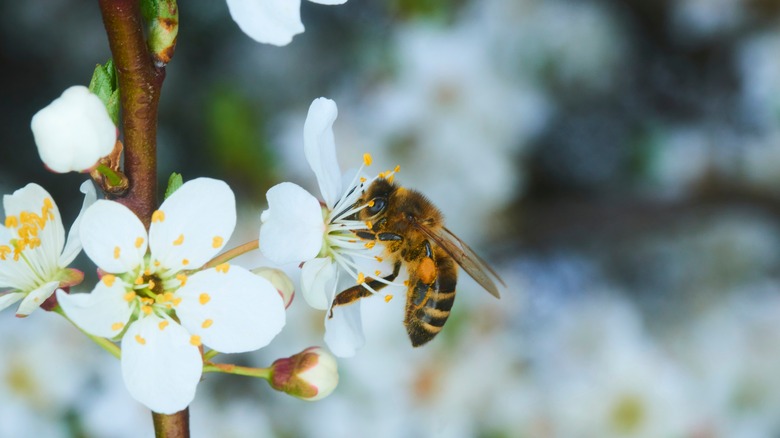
[330,177,503,347]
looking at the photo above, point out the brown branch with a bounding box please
[152,410,190,438]
[99,0,162,228]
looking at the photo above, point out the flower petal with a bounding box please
[176,266,285,353]
[0,225,39,291]
[60,181,97,267]
[226,0,304,46]
[80,200,147,273]
[31,85,116,173]
[56,279,133,338]
[259,182,324,264]
[0,292,24,313]
[149,178,235,272]
[300,257,336,310]
[121,314,202,414]
[304,98,342,209]
[15,281,59,316]
[309,0,347,4]
[324,303,365,357]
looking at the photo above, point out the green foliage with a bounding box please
[165,172,184,199]
[88,59,120,125]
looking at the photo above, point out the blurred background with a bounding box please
[3,0,780,436]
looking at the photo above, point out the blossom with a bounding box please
[270,346,339,400]
[57,178,286,414]
[31,86,116,173]
[0,181,95,317]
[259,97,396,357]
[226,0,348,46]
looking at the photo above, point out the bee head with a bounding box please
[360,178,395,220]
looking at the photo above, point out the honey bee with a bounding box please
[331,177,503,347]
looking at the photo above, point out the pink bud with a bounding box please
[270,347,338,401]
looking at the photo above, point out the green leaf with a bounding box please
[165,172,184,199]
[89,59,120,125]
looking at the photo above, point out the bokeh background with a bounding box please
[3,0,780,436]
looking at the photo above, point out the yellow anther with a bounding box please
[375,270,382,276]
[151,210,165,223]
[154,260,161,267]
[215,263,230,273]
[134,276,144,285]
[182,258,190,266]
[199,293,211,305]
[141,305,153,315]
[357,272,366,284]
[0,245,10,260]
[173,234,184,246]
[387,174,395,183]
[394,165,401,173]
[162,292,175,302]
[384,295,393,303]
[378,171,387,179]
[176,273,188,286]
[360,177,367,183]
[124,291,136,302]
[363,153,373,166]
[202,319,213,329]
[403,280,409,286]
[43,198,53,209]
[212,236,224,248]
[190,335,202,346]
[4,216,17,228]
[135,237,145,249]
[102,275,116,287]
[144,268,151,276]
[375,256,383,263]
[113,246,121,259]
[141,297,154,305]
[148,279,156,290]
[368,200,375,207]
[135,334,147,345]
[159,320,169,331]
[366,221,373,230]
[172,297,182,307]
[365,241,376,249]
[111,322,125,331]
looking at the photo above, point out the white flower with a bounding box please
[57,178,286,414]
[0,181,95,317]
[226,0,348,46]
[31,86,116,173]
[259,97,395,357]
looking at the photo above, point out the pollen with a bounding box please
[135,334,147,345]
[102,274,116,287]
[182,258,190,266]
[212,236,224,248]
[176,273,188,286]
[199,293,211,305]
[363,153,373,166]
[375,270,382,276]
[375,256,383,263]
[141,305,153,315]
[394,165,401,173]
[387,174,395,183]
[135,237,144,248]
[190,335,202,346]
[202,319,213,329]
[158,320,169,331]
[365,241,376,249]
[0,246,10,261]
[368,200,375,208]
[111,322,125,331]
[134,276,144,285]
[385,295,393,303]
[113,246,121,259]
[215,263,230,273]
[173,234,184,246]
[360,177,367,183]
[357,272,366,284]
[4,216,17,228]
[403,280,409,287]
[147,279,156,290]
[151,210,165,223]
[366,221,373,230]
[124,291,136,302]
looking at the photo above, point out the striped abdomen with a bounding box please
[404,249,458,347]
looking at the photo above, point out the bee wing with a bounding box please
[414,224,504,298]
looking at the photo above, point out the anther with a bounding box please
[202,319,213,329]
[212,236,224,248]
[190,335,202,346]
[384,295,393,303]
[135,237,145,249]
[111,322,124,331]
[199,293,211,305]
[102,275,116,287]
[151,210,165,222]
[135,334,147,345]
[363,153,373,166]
[173,234,184,246]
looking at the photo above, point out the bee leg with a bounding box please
[378,232,403,242]
[329,260,402,318]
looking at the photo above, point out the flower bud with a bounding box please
[252,267,294,309]
[31,85,116,173]
[270,347,338,401]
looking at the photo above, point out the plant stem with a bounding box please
[202,239,259,269]
[203,362,272,380]
[152,410,190,438]
[98,0,162,229]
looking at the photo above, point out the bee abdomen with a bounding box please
[406,255,458,347]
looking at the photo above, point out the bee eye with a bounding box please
[367,197,387,215]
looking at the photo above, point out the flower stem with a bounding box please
[203,362,272,380]
[152,410,190,438]
[53,306,121,359]
[202,239,259,269]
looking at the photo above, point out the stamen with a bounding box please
[363,153,373,166]
[212,236,224,248]
[111,322,124,331]
[365,241,376,249]
[151,210,165,222]
[159,320,169,330]
[201,319,213,329]
[102,275,116,287]
[4,216,17,228]
[375,256,383,263]
[135,237,145,248]
[199,293,211,305]
[215,263,230,273]
[141,305,153,315]
[176,273,188,286]
[113,246,121,259]
[375,270,382,276]
[357,272,366,284]
[394,165,401,173]
[190,335,202,346]
[385,295,393,303]
[173,234,184,246]
[182,258,190,266]
[124,291,136,302]
[135,334,147,345]
[134,276,144,285]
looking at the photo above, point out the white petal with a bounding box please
[3,183,66,279]
[149,178,235,272]
[80,200,147,273]
[31,85,116,173]
[0,292,24,313]
[60,180,98,267]
[0,225,39,291]
[324,303,365,357]
[226,0,304,46]
[300,257,336,310]
[121,314,202,414]
[308,0,347,4]
[56,280,133,338]
[304,97,342,209]
[176,266,285,353]
[259,182,324,264]
[15,281,59,316]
